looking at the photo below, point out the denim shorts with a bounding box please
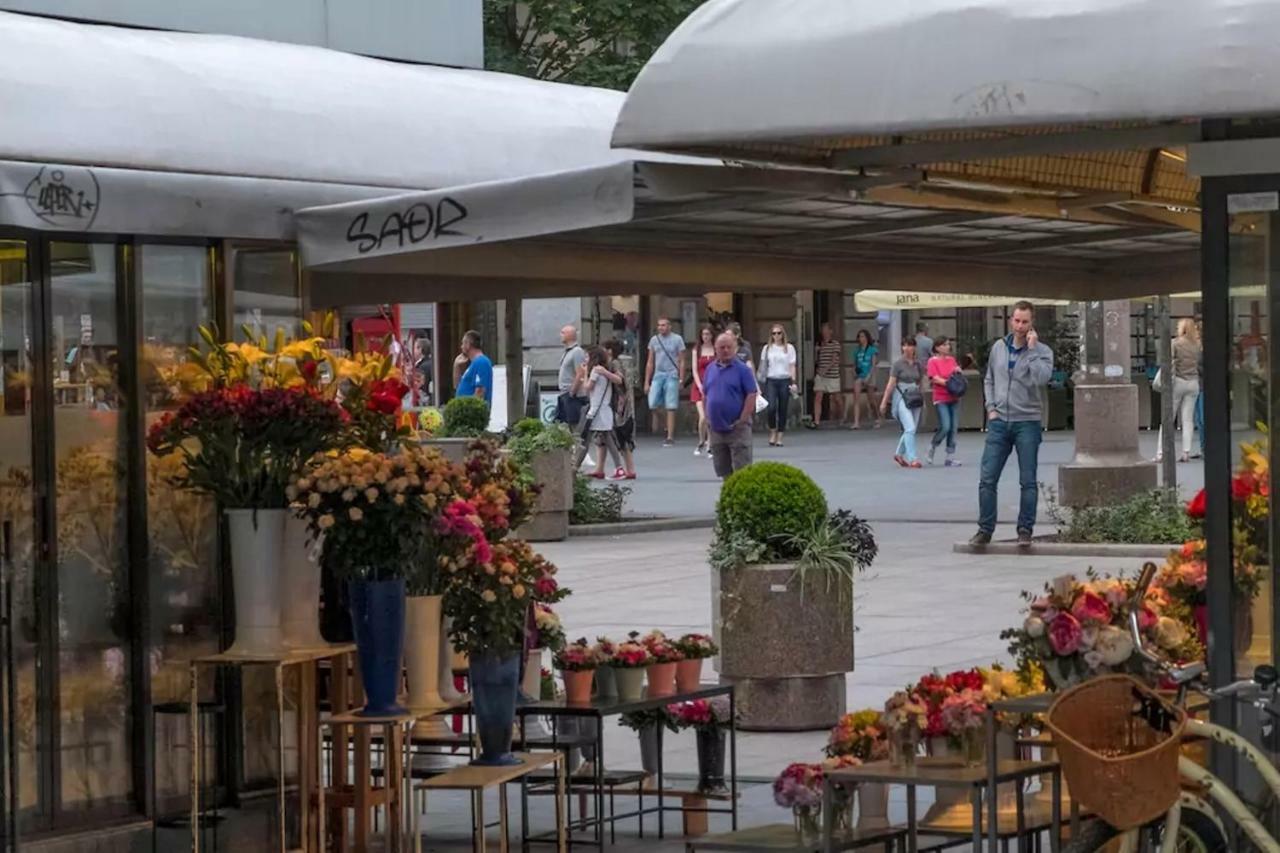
[648,372,680,410]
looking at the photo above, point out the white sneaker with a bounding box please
[693,445,702,457]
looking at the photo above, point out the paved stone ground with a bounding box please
[611,427,1204,527]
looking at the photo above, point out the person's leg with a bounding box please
[945,403,959,457]
[850,381,863,427]
[928,400,946,461]
[894,397,918,463]
[603,430,623,471]
[1178,379,1198,458]
[813,389,825,426]
[1194,390,1205,454]
[831,387,844,424]
[1012,421,1043,534]
[978,421,1014,535]
[730,422,753,472]
[695,400,708,450]
[773,376,783,435]
[709,432,732,479]
[592,435,608,475]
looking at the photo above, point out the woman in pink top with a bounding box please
[926,336,961,466]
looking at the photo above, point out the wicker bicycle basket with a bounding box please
[1045,675,1186,830]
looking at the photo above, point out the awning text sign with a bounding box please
[296,162,636,269]
[854,290,1071,312]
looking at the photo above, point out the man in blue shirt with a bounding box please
[455,329,492,406]
[703,332,758,479]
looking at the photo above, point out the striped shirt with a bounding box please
[816,340,842,378]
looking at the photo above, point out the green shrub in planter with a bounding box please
[716,462,826,553]
[442,396,490,437]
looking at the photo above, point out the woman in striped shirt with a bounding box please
[808,322,844,429]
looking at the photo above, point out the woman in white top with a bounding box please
[575,347,624,478]
[1156,318,1202,463]
[759,325,798,447]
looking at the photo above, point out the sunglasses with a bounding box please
[771,330,784,336]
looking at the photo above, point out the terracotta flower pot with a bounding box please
[563,669,594,704]
[646,662,677,697]
[676,658,703,693]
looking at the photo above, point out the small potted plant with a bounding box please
[819,754,863,836]
[825,709,890,833]
[773,763,824,845]
[609,633,652,701]
[506,419,576,542]
[669,697,734,794]
[554,638,597,704]
[940,689,988,766]
[591,636,618,699]
[641,630,683,698]
[619,707,677,778]
[673,633,718,692]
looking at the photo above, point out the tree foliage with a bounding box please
[483,0,707,90]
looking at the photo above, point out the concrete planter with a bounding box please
[712,563,854,730]
[421,437,473,464]
[517,447,573,542]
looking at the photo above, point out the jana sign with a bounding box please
[296,161,636,269]
[854,290,1071,311]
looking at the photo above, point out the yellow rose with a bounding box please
[394,494,406,506]
[512,584,526,600]
[308,492,322,509]
[348,507,363,521]
[342,488,357,502]
[318,514,335,530]
[481,590,497,603]
[364,487,379,503]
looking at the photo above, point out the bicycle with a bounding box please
[1057,561,1280,852]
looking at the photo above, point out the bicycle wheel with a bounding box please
[1061,811,1229,853]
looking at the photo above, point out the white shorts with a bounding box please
[813,375,842,394]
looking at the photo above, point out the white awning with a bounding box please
[296,163,637,268]
[612,0,1280,155]
[0,11,653,238]
[854,291,1072,312]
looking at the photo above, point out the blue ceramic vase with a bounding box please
[348,578,407,717]
[469,651,523,766]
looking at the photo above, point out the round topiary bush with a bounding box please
[716,462,827,550]
[442,395,490,437]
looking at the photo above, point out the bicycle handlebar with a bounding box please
[1128,561,1207,686]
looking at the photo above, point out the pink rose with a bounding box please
[1177,561,1208,591]
[1070,591,1111,626]
[1138,606,1158,632]
[1048,613,1084,656]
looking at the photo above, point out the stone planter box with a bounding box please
[518,447,573,542]
[712,563,854,731]
[420,437,473,464]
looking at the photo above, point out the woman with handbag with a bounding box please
[759,325,798,447]
[575,347,625,479]
[926,336,964,466]
[1155,318,1201,463]
[880,338,924,468]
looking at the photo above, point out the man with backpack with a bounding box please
[971,301,1054,548]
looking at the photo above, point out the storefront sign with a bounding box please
[296,161,636,269]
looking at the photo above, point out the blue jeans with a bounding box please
[892,395,920,462]
[931,401,958,454]
[978,419,1042,535]
[765,377,791,431]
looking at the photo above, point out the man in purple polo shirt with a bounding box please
[703,332,758,479]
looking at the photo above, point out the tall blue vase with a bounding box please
[469,651,523,766]
[348,578,407,717]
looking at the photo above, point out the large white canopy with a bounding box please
[0,10,642,238]
[613,0,1280,155]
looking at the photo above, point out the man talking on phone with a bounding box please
[971,301,1053,548]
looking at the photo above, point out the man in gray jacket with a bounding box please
[971,301,1054,547]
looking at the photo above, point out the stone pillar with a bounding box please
[503,297,524,427]
[1059,300,1157,505]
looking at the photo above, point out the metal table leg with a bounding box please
[276,665,286,853]
[906,784,917,853]
[1050,768,1062,853]
[190,663,200,853]
[971,786,982,852]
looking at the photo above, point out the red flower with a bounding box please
[300,359,319,381]
[1232,475,1256,503]
[367,377,410,415]
[1070,591,1111,626]
[534,575,558,600]
[1187,489,1207,519]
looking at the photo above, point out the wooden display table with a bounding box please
[823,758,1058,853]
[188,643,356,853]
[417,751,567,853]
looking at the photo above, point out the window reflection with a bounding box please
[233,249,301,343]
[49,242,131,814]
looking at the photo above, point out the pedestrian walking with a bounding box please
[915,322,934,369]
[971,301,1054,547]
[1155,318,1201,463]
[455,330,492,406]
[926,336,962,466]
[849,329,881,429]
[689,325,717,456]
[730,322,755,373]
[604,338,637,479]
[880,338,924,468]
[577,347,624,479]
[759,325,798,447]
[809,322,843,429]
[554,324,588,426]
[644,317,686,447]
[704,332,758,479]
